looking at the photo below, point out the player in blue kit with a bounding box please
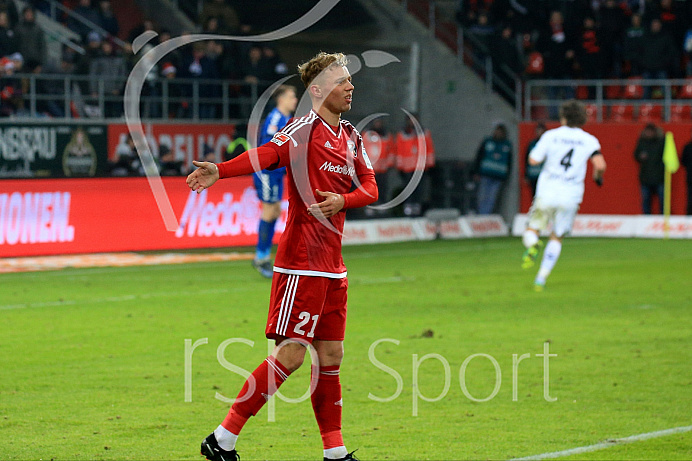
[252,85,298,278]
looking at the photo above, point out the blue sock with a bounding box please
[256,219,276,261]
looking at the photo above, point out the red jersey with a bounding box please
[263,110,375,278]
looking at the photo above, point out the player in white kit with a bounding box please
[521,100,607,290]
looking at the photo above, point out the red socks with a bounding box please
[219,357,345,452]
[311,365,344,450]
[221,356,290,434]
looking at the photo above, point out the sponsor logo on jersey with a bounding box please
[347,140,356,155]
[324,141,335,149]
[271,133,291,146]
[320,161,355,177]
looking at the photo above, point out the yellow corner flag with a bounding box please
[662,132,680,238]
[663,132,680,173]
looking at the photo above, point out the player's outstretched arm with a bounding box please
[186,161,219,194]
[591,153,606,186]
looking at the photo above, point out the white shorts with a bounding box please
[527,198,579,237]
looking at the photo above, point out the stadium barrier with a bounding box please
[512,214,692,239]
[518,122,690,216]
[0,177,286,257]
[0,121,239,178]
[341,215,508,245]
[0,175,510,257]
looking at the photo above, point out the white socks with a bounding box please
[324,446,348,459]
[214,425,238,451]
[536,239,562,284]
[522,230,539,249]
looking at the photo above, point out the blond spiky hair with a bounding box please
[297,52,349,88]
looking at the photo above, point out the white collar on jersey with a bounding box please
[311,109,342,138]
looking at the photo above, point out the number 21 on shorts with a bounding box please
[294,312,319,338]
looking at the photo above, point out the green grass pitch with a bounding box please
[1,238,691,460]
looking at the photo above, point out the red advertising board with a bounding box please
[0,177,286,257]
[108,123,237,168]
[518,122,690,215]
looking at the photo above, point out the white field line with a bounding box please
[511,425,692,460]
[0,287,239,310]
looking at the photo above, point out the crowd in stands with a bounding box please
[459,0,692,81]
[0,0,290,118]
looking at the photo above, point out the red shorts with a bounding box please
[265,272,348,343]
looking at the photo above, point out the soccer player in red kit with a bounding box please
[186,52,377,461]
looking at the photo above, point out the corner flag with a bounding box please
[663,132,680,173]
[662,132,680,238]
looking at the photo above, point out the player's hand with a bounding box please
[308,189,344,219]
[593,171,604,187]
[186,160,219,193]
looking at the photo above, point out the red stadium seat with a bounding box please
[576,85,589,100]
[608,104,635,122]
[670,104,691,122]
[605,84,622,99]
[678,79,692,99]
[624,77,644,99]
[639,104,663,122]
[585,103,598,122]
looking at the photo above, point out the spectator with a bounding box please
[15,6,44,65]
[623,14,645,75]
[36,56,72,117]
[160,62,185,118]
[490,24,524,85]
[362,118,394,209]
[127,18,156,44]
[395,116,433,217]
[263,46,288,81]
[0,10,18,56]
[467,11,495,61]
[97,0,119,38]
[640,19,677,93]
[0,0,18,28]
[199,0,239,34]
[179,42,220,119]
[110,135,139,176]
[75,31,103,96]
[89,39,126,117]
[597,0,627,77]
[70,0,102,42]
[456,0,494,28]
[491,0,536,34]
[538,11,575,117]
[577,17,603,79]
[634,123,665,215]
[159,144,183,176]
[524,122,547,196]
[680,129,692,215]
[241,45,274,94]
[473,123,512,215]
[655,0,685,49]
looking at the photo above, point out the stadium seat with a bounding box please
[670,104,691,122]
[608,104,635,122]
[638,104,663,122]
[585,103,598,122]
[576,85,589,100]
[678,79,692,99]
[624,77,644,99]
[605,84,621,99]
